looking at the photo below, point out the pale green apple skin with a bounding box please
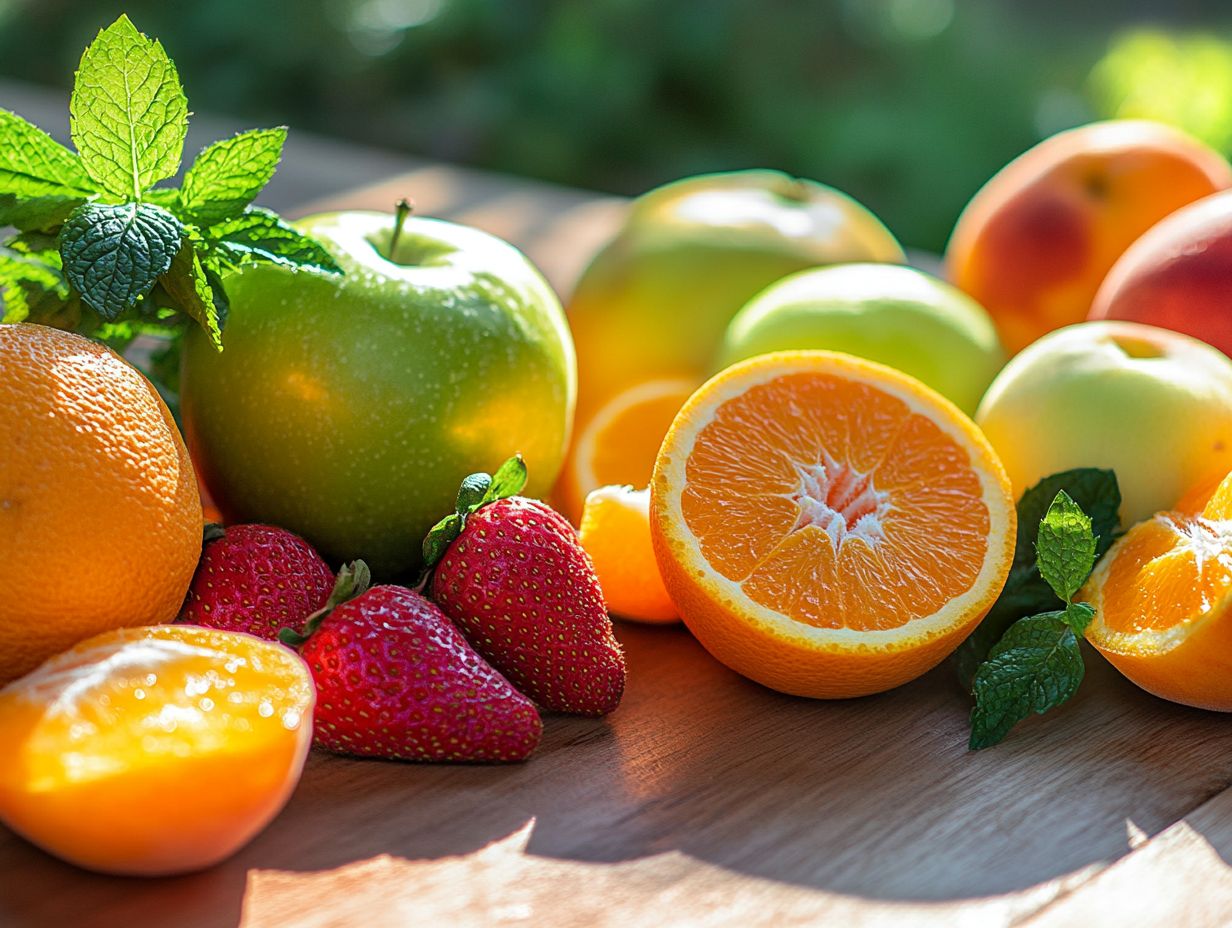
[716,263,1005,415]
[975,320,1232,526]
[566,170,906,425]
[181,211,576,577]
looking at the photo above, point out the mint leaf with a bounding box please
[207,207,342,273]
[181,128,286,226]
[70,14,188,198]
[1062,601,1095,636]
[59,202,182,319]
[0,109,95,198]
[0,245,69,323]
[142,187,180,210]
[1036,490,1097,603]
[969,612,1085,749]
[0,194,87,232]
[157,241,224,350]
[953,468,1120,686]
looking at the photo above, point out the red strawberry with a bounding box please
[422,455,625,717]
[180,523,335,640]
[282,562,542,763]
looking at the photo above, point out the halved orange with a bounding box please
[557,378,697,522]
[1082,470,1232,710]
[0,625,314,875]
[650,351,1016,698]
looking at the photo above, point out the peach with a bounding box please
[1090,189,1232,358]
[946,120,1231,354]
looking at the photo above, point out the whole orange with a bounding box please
[0,324,201,683]
[946,120,1232,354]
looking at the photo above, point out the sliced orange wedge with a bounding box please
[1082,470,1232,710]
[650,351,1016,698]
[558,378,697,522]
[0,625,314,875]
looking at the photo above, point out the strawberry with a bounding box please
[422,455,625,717]
[180,523,335,641]
[281,562,542,763]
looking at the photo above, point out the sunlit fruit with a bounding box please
[559,170,904,511]
[1082,470,1232,711]
[946,120,1232,353]
[181,210,576,577]
[557,378,695,523]
[716,263,1005,415]
[0,323,201,684]
[0,625,314,876]
[976,321,1232,527]
[579,485,678,624]
[1090,189,1232,358]
[650,351,1015,698]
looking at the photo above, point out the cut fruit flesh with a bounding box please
[651,351,1016,698]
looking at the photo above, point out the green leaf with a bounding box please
[482,454,529,504]
[280,560,372,648]
[181,127,287,225]
[207,207,342,274]
[421,513,463,570]
[142,187,180,210]
[59,201,182,319]
[1036,490,1098,603]
[0,194,87,232]
[0,245,70,323]
[1063,601,1095,636]
[157,240,224,350]
[953,468,1120,686]
[969,612,1085,749]
[69,14,188,198]
[456,473,493,514]
[0,108,95,198]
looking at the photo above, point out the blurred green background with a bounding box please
[1,0,1229,250]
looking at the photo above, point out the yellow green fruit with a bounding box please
[976,320,1232,526]
[716,263,1005,415]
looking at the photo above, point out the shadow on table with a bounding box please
[4,624,1232,927]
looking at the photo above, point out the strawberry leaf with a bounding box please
[455,473,493,514]
[281,560,371,647]
[482,454,528,505]
[422,513,464,571]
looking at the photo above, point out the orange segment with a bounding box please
[650,351,1016,698]
[557,378,697,522]
[579,485,678,624]
[0,625,314,875]
[1082,470,1232,710]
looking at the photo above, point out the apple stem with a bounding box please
[388,198,414,259]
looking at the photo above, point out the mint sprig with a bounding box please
[953,468,1120,687]
[967,489,1104,749]
[0,14,341,360]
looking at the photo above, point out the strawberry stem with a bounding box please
[279,559,371,648]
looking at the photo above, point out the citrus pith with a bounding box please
[650,351,1016,698]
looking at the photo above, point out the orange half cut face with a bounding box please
[651,351,1016,698]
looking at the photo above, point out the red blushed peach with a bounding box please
[946,120,1232,354]
[1090,189,1232,358]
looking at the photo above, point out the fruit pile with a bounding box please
[5,15,1232,879]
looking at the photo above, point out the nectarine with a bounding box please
[947,121,1231,354]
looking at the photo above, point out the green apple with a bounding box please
[566,170,906,427]
[181,210,576,577]
[715,263,1005,415]
[976,320,1232,525]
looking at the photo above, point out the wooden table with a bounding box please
[5,90,1232,925]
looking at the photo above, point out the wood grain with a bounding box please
[4,167,1232,927]
[4,625,1232,927]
